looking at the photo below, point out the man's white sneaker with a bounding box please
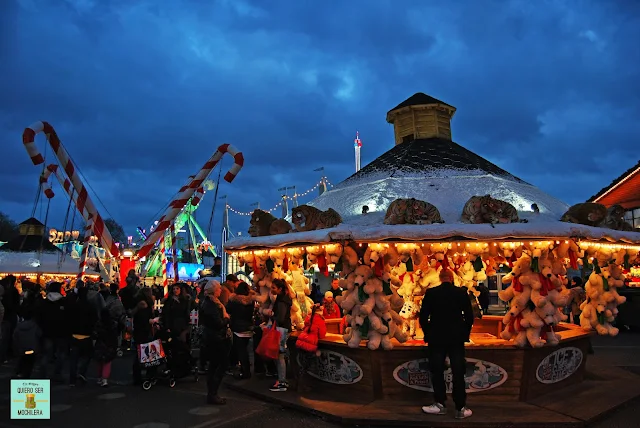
[455,407,472,419]
[422,403,446,415]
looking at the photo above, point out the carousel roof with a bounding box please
[225,92,640,250]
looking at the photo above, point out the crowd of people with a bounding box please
[0,270,330,405]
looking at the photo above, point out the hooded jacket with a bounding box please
[13,319,41,354]
[226,291,256,333]
[36,292,68,339]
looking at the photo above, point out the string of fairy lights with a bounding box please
[226,177,336,216]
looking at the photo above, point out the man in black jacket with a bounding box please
[419,269,474,419]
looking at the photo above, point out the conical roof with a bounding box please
[308,135,568,222]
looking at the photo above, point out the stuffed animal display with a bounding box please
[248,209,292,237]
[383,198,444,225]
[577,242,629,336]
[235,238,637,347]
[461,195,522,224]
[291,205,342,232]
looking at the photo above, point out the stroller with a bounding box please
[140,324,199,390]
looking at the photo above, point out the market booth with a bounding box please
[224,93,640,423]
[287,316,589,403]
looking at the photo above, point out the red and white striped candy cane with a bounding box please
[22,122,120,258]
[191,184,205,206]
[77,218,94,279]
[40,165,89,222]
[137,144,244,258]
[160,236,168,296]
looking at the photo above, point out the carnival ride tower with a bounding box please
[354,131,362,173]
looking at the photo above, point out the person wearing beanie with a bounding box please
[322,291,341,320]
[200,280,231,405]
[419,269,474,419]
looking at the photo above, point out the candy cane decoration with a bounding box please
[160,235,168,296]
[40,165,89,222]
[77,218,94,279]
[137,144,244,258]
[23,122,120,258]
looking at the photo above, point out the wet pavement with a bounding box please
[0,332,637,427]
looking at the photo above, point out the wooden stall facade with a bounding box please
[288,316,591,404]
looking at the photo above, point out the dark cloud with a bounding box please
[1,0,639,246]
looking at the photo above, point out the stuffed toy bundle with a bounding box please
[579,263,624,336]
[498,252,570,348]
[337,264,408,350]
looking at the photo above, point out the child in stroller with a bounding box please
[141,324,199,390]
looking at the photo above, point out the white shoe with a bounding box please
[422,403,446,415]
[455,407,472,419]
[96,378,103,385]
[99,379,108,387]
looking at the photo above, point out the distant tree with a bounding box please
[0,211,18,242]
[104,218,126,244]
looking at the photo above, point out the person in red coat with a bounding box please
[322,292,341,320]
[295,305,327,389]
[296,305,327,354]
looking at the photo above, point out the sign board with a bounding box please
[393,357,508,393]
[11,379,50,420]
[297,349,363,385]
[536,346,583,384]
[49,228,98,244]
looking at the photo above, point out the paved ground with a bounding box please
[0,332,638,427]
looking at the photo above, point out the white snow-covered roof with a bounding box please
[224,170,640,250]
[311,170,569,220]
[0,251,83,275]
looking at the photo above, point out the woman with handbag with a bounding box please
[200,280,232,405]
[262,278,292,392]
[295,304,327,389]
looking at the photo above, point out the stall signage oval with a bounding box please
[297,350,363,385]
[536,346,583,384]
[393,358,508,393]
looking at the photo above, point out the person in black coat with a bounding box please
[160,284,191,342]
[0,275,21,363]
[419,269,474,419]
[226,281,255,379]
[131,287,156,385]
[263,278,292,392]
[67,287,98,386]
[200,280,231,405]
[34,282,68,380]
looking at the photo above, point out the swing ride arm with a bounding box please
[137,144,244,259]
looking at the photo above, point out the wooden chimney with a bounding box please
[386,93,456,145]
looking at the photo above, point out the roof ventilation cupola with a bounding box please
[386,93,456,145]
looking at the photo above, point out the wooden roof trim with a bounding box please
[593,165,640,203]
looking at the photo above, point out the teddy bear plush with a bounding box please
[391,262,418,299]
[580,266,620,336]
[268,249,287,270]
[500,309,529,348]
[306,245,329,275]
[414,261,441,295]
[336,272,359,312]
[339,245,360,276]
[553,239,583,270]
[606,264,628,305]
[287,247,306,266]
[287,260,314,319]
[498,271,532,326]
[518,307,546,348]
